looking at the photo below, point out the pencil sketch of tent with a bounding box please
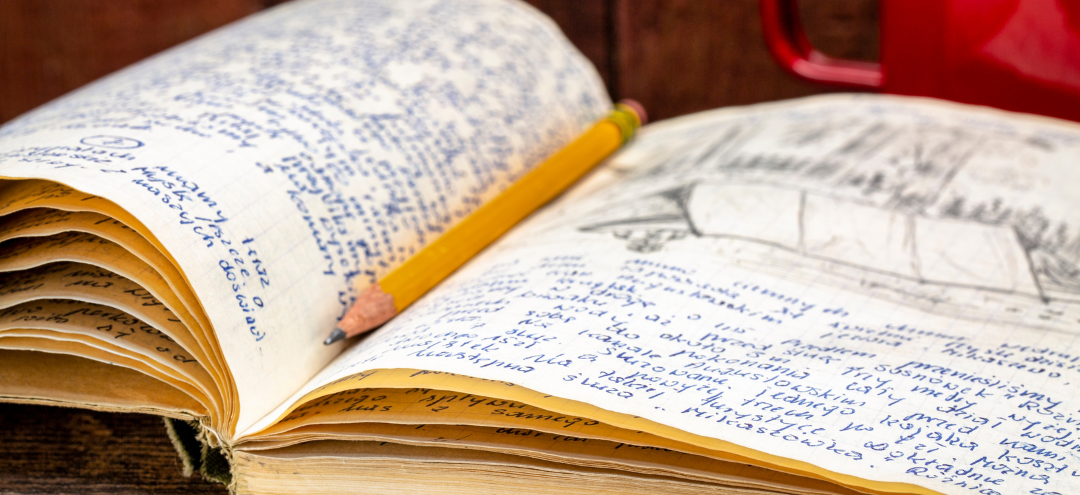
[579,182,1048,301]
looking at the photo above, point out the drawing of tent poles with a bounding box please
[580,182,1046,301]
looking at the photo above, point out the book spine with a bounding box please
[162,417,232,486]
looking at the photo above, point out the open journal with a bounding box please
[2,1,1079,494]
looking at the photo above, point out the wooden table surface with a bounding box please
[0,1,876,492]
[0,403,225,494]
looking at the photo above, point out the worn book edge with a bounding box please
[163,418,232,485]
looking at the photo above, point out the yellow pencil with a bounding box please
[324,100,646,345]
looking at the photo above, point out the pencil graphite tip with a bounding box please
[329,283,398,344]
[323,327,346,345]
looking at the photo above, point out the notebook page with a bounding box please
[272,95,1080,495]
[0,0,609,434]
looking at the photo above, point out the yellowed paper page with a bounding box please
[0,184,233,421]
[0,232,211,356]
[0,0,609,435]
[0,349,205,416]
[0,208,213,348]
[0,262,207,368]
[0,299,214,391]
[262,95,1080,495]
[0,334,211,410]
[240,422,862,495]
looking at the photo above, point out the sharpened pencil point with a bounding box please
[324,327,346,345]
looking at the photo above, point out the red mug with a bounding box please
[761,0,1080,122]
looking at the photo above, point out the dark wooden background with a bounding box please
[0,0,876,492]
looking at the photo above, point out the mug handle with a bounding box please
[760,0,883,88]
